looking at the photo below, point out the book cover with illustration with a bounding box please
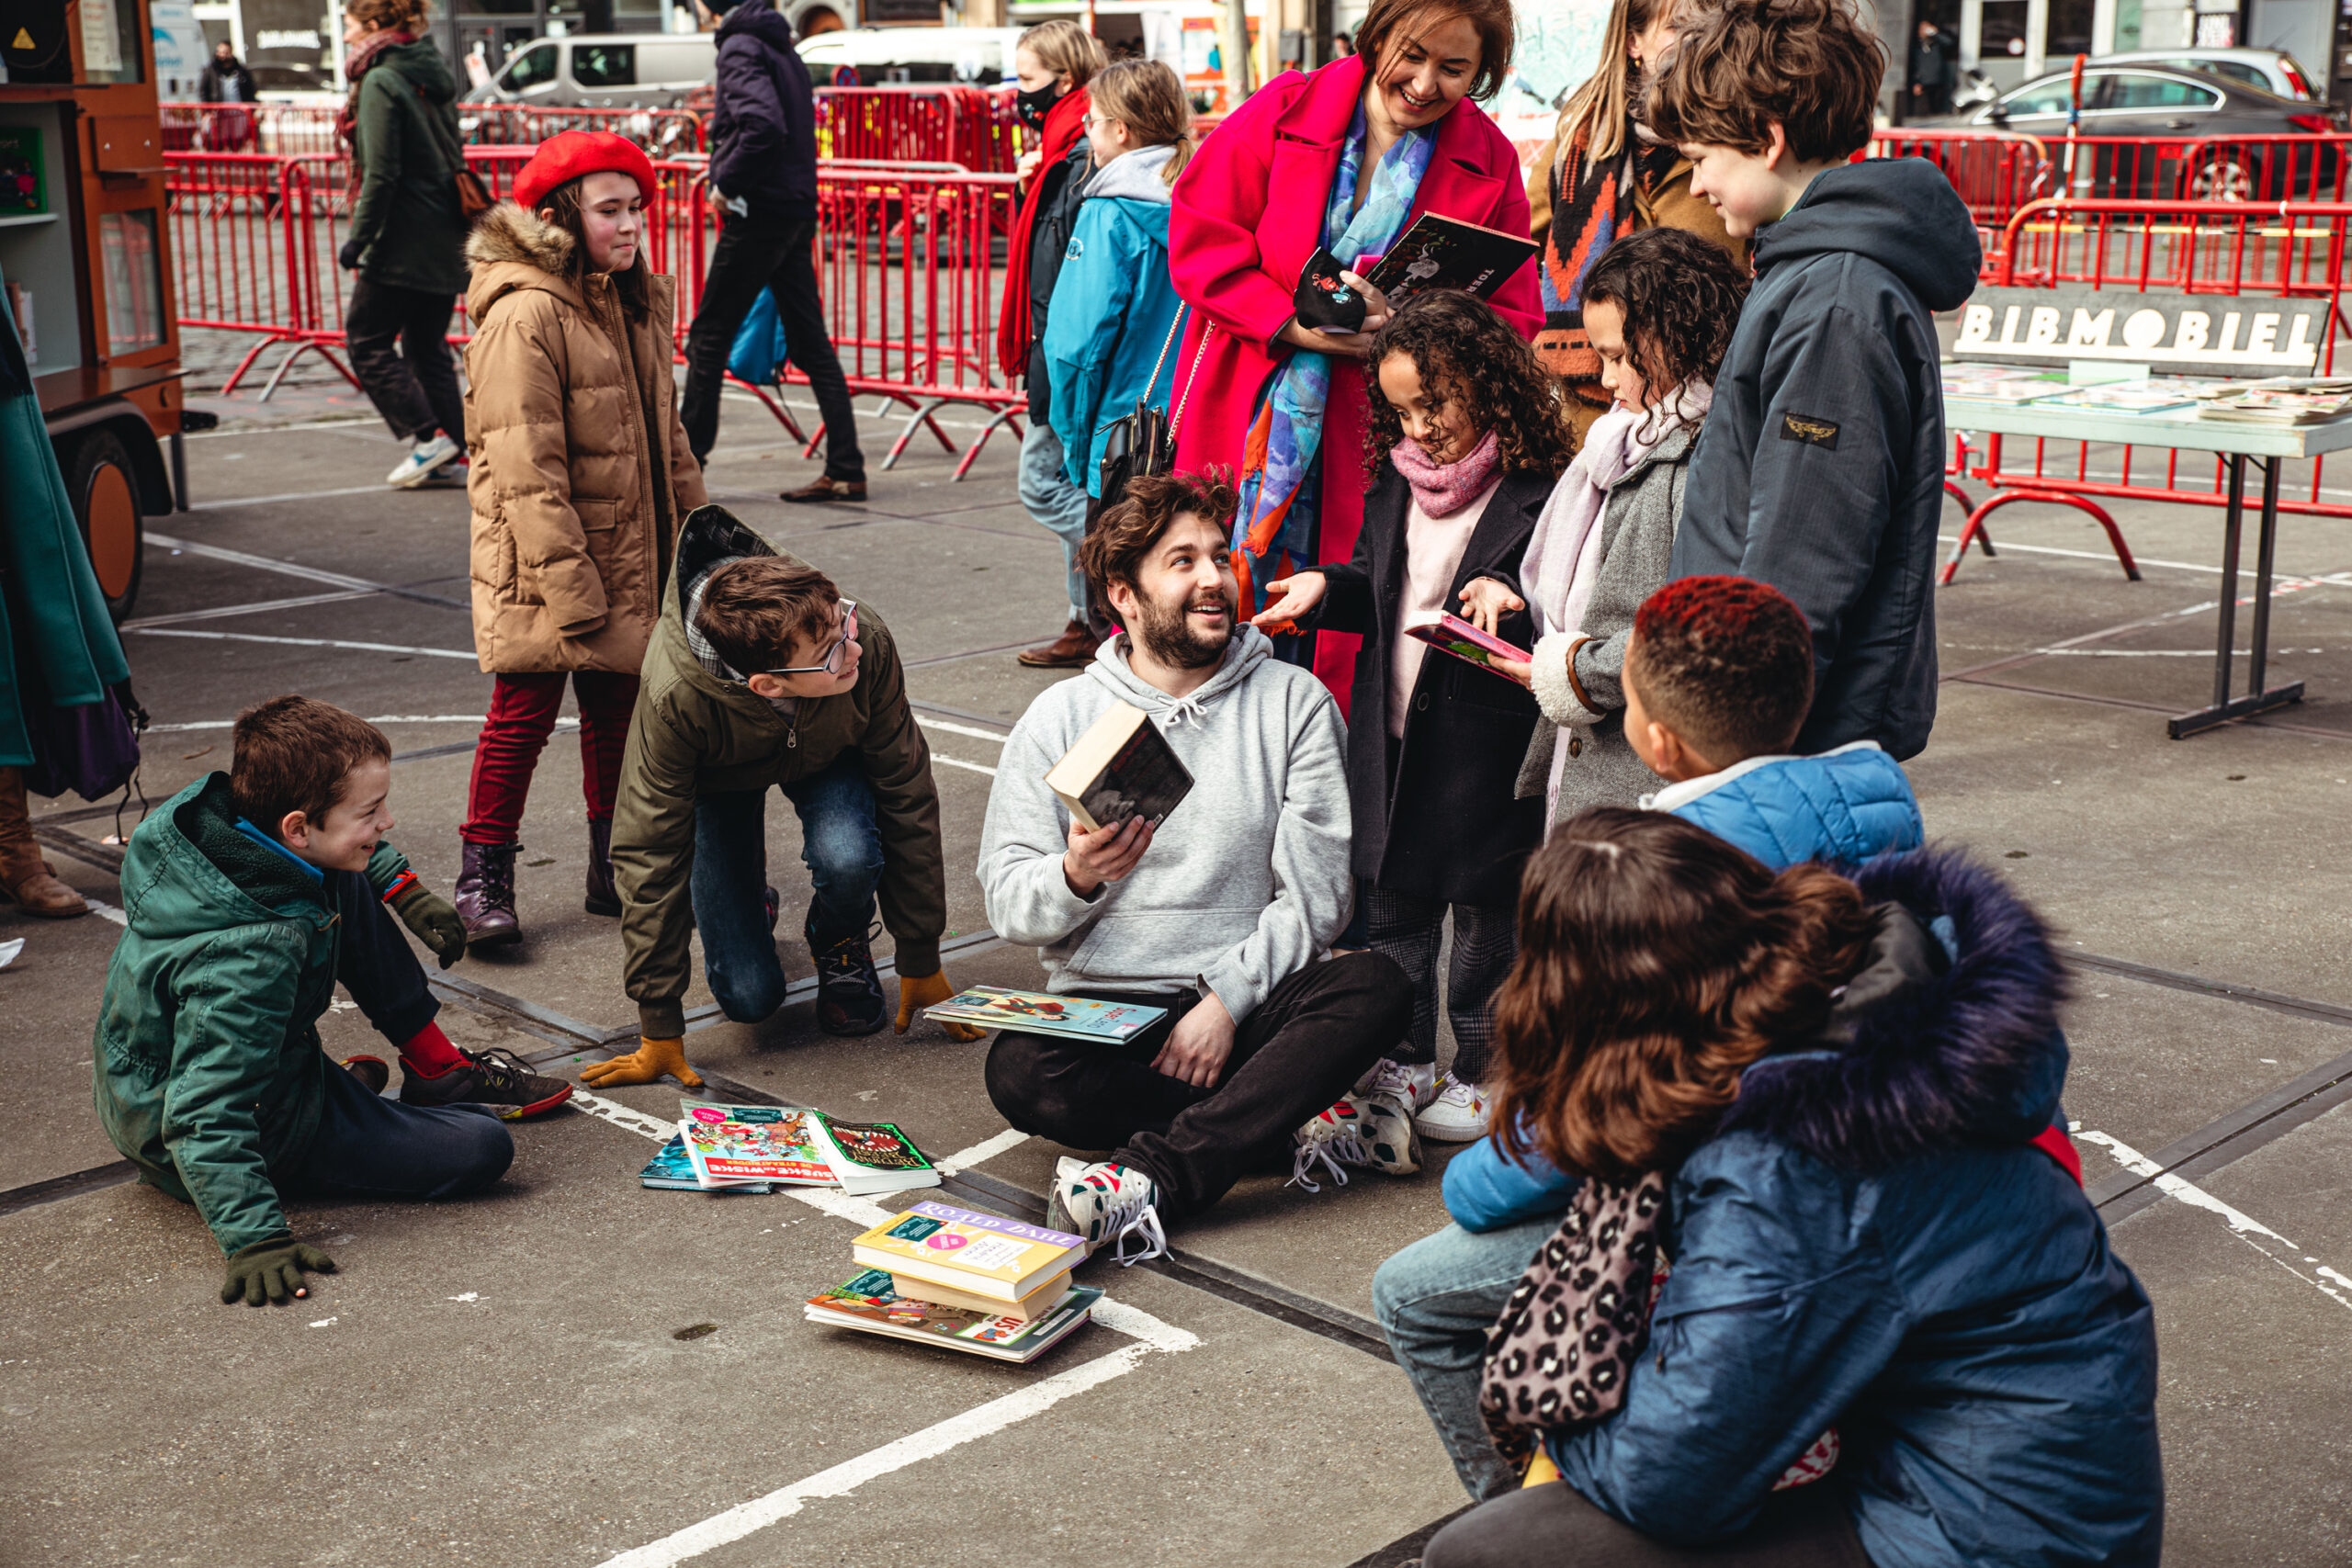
[638,1133,775,1192]
[1361,213,1538,303]
[1043,700,1194,833]
[1405,613,1532,682]
[922,985,1169,1044]
[812,1113,943,1196]
[804,1269,1100,1363]
[851,1201,1090,1302]
[677,1100,836,1189]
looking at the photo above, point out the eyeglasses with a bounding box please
[764,601,858,677]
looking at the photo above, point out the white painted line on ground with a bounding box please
[120,589,380,629]
[188,483,399,512]
[147,533,442,599]
[148,714,497,732]
[127,627,477,660]
[83,899,127,926]
[2077,1128,2352,1314]
[570,1090,682,1144]
[929,753,999,777]
[2040,648,2328,658]
[914,716,1011,745]
[596,1341,1169,1568]
[935,1126,1031,1176]
[1938,535,2352,584]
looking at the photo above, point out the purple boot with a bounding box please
[456,840,522,949]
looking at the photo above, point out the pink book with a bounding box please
[1405,613,1532,684]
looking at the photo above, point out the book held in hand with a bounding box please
[805,1269,1100,1363]
[1045,700,1194,832]
[922,985,1168,1043]
[1406,612,1532,684]
[852,1201,1091,1303]
[1361,214,1540,304]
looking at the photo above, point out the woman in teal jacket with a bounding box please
[1043,60,1192,511]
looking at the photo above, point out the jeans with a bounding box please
[1363,886,1519,1082]
[345,276,465,446]
[680,215,864,478]
[273,1045,514,1201]
[1019,420,1092,625]
[461,670,640,844]
[982,952,1410,1219]
[1373,1215,1557,1501]
[690,756,885,1022]
[1423,1477,1871,1568]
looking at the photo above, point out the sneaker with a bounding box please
[808,917,887,1036]
[1414,1072,1491,1143]
[1353,1056,1437,1110]
[1291,1094,1420,1191]
[399,1046,574,1121]
[1046,1156,1167,1265]
[386,433,460,489]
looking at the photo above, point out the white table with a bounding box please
[1945,399,2352,737]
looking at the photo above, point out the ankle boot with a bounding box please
[584,818,619,918]
[455,840,522,948]
[0,767,89,919]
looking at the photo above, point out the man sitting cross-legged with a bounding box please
[978,470,1414,1264]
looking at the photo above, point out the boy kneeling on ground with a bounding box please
[95,697,571,1308]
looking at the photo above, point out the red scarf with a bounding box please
[996,85,1091,381]
[335,29,414,156]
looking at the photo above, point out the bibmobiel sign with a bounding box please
[1952,287,2329,376]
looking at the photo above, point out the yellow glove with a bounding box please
[897,969,984,1041]
[580,1036,705,1089]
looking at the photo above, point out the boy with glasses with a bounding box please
[588,508,983,1090]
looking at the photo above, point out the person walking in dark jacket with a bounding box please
[1908,19,1957,117]
[336,0,471,490]
[197,42,257,151]
[1643,0,1979,762]
[679,0,865,502]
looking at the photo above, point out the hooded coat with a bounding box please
[1043,142,1186,497]
[92,774,414,1257]
[978,624,1352,1025]
[1671,159,1981,762]
[462,201,707,676]
[707,1,818,224]
[1464,851,2163,1565]
[345,38,469,298]
[612,507,944,1040]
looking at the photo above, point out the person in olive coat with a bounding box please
[337,0,471,489]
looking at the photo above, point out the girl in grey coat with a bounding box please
[1480,229,1749,828]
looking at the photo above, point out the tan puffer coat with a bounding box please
[462,201,708,673]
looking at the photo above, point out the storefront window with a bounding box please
[2045,0,2096,58]
[1981,0,2030,58]
[101,209,164,356]
[77,0,148,85]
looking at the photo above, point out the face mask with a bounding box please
[1015,81,1062,130]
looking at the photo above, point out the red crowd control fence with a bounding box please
[811,85,1020,171]
[162,101,707,159]
[1940,197,2352,585]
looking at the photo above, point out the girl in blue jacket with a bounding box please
[1380,809,2161,1568]
[1042,60,1192,519]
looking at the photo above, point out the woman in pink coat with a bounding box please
[1168,0,1539,711]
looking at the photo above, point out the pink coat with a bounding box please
[1168,54,1540,710]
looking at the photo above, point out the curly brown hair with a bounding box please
[1582,226,1748,441]
[1362,290,1576,480]
[1637,0,1884,162]
[1488,807,1879,1185]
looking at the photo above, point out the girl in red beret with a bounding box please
[452,134,707,946]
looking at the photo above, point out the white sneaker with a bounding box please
[1413,1073,1491,1143]
[1354,1056,1437,1110]
[386,433,460,489]
[1290,1092,1420,1190]
[1046,1156,1167,1266]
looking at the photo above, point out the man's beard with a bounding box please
[1131,583,1236,671]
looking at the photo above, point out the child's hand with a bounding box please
[1458,578,1525,635]
[1251,570,1328,627]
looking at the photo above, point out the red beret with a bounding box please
[514,130,660,212]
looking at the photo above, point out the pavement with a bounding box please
[5,382,2350,1567]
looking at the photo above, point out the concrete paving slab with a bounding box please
[0,854,147,1190]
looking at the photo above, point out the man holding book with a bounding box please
[978,470,1413,1264]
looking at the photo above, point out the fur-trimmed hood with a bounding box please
[1718,846,2069,1170]
[464,200,585,320]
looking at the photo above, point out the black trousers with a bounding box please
[679,215,865,478]
[1424,1480,1873,1568]
[345,276,465,446]
[329,866,440,1047]
[982,952,1409,1219]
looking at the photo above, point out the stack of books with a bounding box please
[637,1100,942,1196]
[804,1200,1100,1363]
[2197,377,2352,425]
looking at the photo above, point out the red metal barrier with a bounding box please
[164,101,705,159]
[812,85,1004,169]
[1942,197,2352,585]
[1869,127,2051,233]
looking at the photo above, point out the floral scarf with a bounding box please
[1231,107,1435,616]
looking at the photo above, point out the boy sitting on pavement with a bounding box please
[588,506,984,1091]
[1644,0,1980,760]
[978,471,1414,1265]
[95,697,570,1308]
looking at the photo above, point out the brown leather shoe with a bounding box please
[781,475,867,503]
[0,766,88,919]
[1017,620,1102,669]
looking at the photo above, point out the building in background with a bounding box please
[1939,0,2335,102]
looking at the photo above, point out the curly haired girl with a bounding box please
[1249,290,1573,1148]
[1483,225,1749,832]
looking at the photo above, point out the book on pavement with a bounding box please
[805,1269,1099,1363]
[852,1201,1090,1303]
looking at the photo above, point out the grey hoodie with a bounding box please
[978,626,1351,1022]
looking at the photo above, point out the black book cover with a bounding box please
[1363,214,1540,304]
[1076,715,1193,831]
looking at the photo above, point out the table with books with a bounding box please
[1944,359,2352,738]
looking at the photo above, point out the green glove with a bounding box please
[391,885,467,969]
[220,1238,337,1306]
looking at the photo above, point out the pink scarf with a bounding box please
[1389,429,1502,517]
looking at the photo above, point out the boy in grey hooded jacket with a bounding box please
[978,474,1411,1261]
